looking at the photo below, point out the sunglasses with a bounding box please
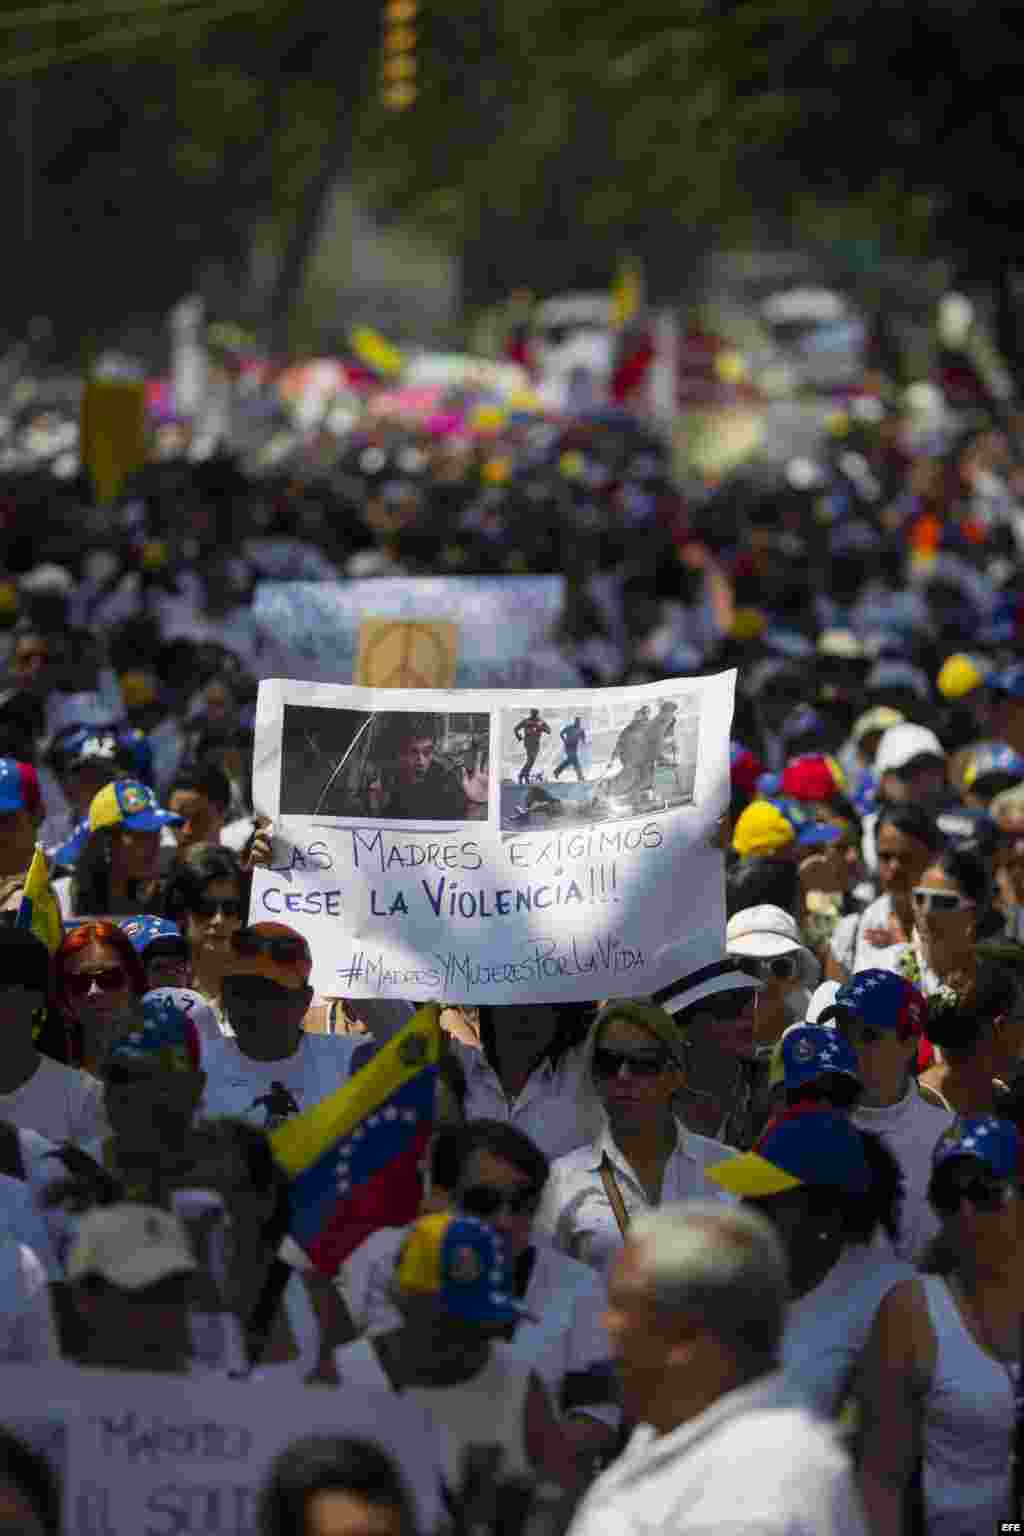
[193,897,244,920]
[460,1184,541,1219]
[935,1171,1016,1215]
[738,954,799,982]
[912,887,974,915]
[64,965,128,998]
[231,930,309,966]
[593,1046,672,1080]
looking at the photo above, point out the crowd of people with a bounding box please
[2,348,1024,1536]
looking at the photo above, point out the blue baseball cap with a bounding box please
[706,1105,872,1197]
[0,759,42,815]
[936,807,999,858]
[820,969,927,1040]
[964,742,1024,789]
[774,1024,862,1093]
[53,817,89,869]
[987,664,1024,701]
[88,779,182,835]
[119,915,187,957]
[396,1213,534,1326]
[768,798,841,848]
[932,1115,1020,1181]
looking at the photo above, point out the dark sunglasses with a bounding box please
[934,1171,1016,1215]
[65,965,128,998]
[193,896,244,920]
[738,954,799,982]
[593,1045,672,1080]
[460,1184,541,1219]
[231,930,308,965]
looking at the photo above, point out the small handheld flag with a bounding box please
[271,1002,442,1276]
[16,845,64,955]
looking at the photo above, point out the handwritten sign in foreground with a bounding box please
[1,1366,444,1536]
[250,672,735,1003]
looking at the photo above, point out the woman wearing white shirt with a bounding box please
[859,1115,1024,1536]
[536,978,744,1281]
[705,1102,911,1418]
[450,1003,597,1163]
[828,803,941,981]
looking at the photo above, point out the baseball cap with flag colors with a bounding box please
[229,923,312,990]
[819,969,926,1041]
[706,1105,872,1198]
[768,1024,862,1093]
[781,754,846,802]
[395,1212,533,1325]
[931,1115,1021,1181]
[732,798,840,857]
[104,992,201,1074]
[963,742,1024,790]
[0,759,42,815]
[88,778,183,834]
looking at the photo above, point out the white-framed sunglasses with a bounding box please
[912,887,975,915]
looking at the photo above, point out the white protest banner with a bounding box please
[250,671,734,1003]
[250,577,580,689]
[14,1367,445,1536]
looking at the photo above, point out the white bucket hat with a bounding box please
[726,905,821,987]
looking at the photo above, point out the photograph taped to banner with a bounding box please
[251,672,735,1004]
[499,694,699,830]
[279,706,491,821]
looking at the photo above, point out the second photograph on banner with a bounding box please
[499,692,700,830]
[279,704,492,821]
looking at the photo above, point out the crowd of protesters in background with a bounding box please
[2,326,1024,1536]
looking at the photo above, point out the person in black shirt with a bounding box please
[513,709,551,785]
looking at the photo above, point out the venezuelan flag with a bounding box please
[16,845,64,955]
[271,1003,442,1276]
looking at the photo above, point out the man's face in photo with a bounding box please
[398,735,434,783]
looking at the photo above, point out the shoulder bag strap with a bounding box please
[599,1153,631,1239]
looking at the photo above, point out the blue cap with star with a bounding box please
[932,1115,1020,1182]
[820,969,926,1041]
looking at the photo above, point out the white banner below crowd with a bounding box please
[2,1365,443,1536]
[250,671,735,1003]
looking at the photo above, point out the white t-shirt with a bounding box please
[452,1043,597,1162]
[783,1244,912,1417]
[200,1033,362,1128]
[0,1056,107,1146]
[830,894,905,977]
[333,1336,537,1489]
[0,1239,59,1363]
[536,1120,736,1282]
[852,1086,954,1265]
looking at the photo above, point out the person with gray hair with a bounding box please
[567,1201,868,1536]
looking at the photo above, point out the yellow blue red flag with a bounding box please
[16,845,63,955]
[271,1002,442,1276]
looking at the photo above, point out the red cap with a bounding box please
[781,754,840,803]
